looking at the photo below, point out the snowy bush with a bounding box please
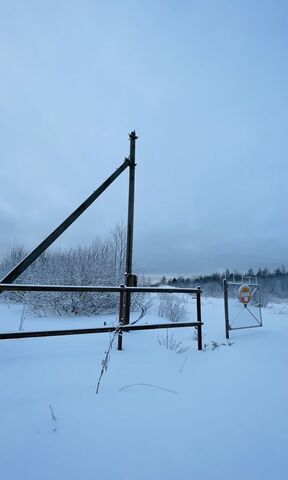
[0,224,129,317]
[157,293,188,322]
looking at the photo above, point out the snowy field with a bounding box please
[0,297,288,480]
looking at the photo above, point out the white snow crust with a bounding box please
[0,297,287,480]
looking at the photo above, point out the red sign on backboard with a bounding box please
[238,284,252,305]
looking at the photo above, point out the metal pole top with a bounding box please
[129,130,138,140]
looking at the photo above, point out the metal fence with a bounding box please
[0,132,203,350]
[0,284,203,351]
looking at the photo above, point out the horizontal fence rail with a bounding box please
[0,322,202,340]
[0,284,201,294]
[0,284,203,350]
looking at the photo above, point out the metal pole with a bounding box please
[124,130,137,325]
[258,286,263,326]
[0,321,202,340]
[1,159,130,285]
[196,287,202,351]
[117,285,125,350]
[0,284,202,294]
[223,279,230,339]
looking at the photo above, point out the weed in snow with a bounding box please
[178,355,188,374]
[157,330,191,354]
[18,305,28,331]
[203,340,235,351]
[96,325,120,394]
[49,404,57,432]
[119,384,177,394]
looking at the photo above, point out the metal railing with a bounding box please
[0,284,203,351]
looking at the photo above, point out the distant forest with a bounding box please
[157,267,288,304]
[1,226,287,312]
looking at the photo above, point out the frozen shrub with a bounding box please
[157,293,188,322]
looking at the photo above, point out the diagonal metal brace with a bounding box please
[1,158,130,285]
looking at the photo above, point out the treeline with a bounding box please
[1,226,287,313]
[157,267,288,303]
[0,225,127,316]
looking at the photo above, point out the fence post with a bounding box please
[196,286,202,351]
[117,285,125,351]
[223,279,230,339]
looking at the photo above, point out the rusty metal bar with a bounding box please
[0,284,201,294]
[0,321,203,340]
[0,159,130,285]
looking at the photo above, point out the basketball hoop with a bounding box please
[239,284,252,307]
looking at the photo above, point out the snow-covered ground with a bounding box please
[0,297,287,480]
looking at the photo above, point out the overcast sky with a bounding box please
[0,0,287,275]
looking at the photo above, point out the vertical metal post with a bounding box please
[223,279,230,339]
[258,286,263,326]
[124,130,137,325]
[117,285,125,351]
[196,287,202,351]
